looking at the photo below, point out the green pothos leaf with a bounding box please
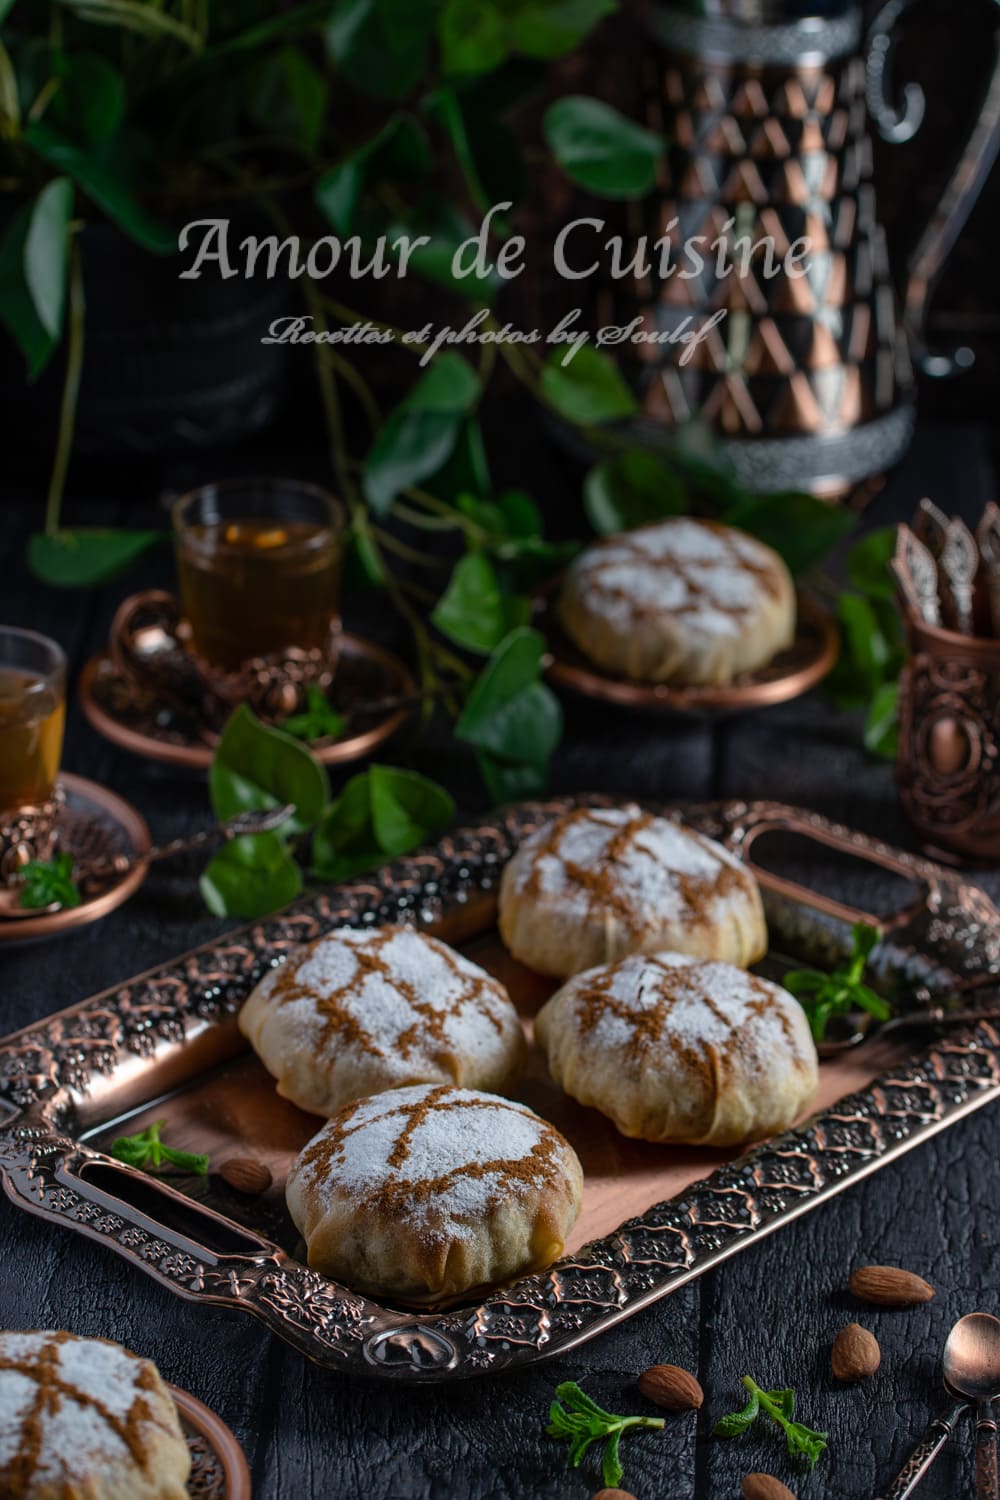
[311,764,455,882]
[541,345,637,426]
[431,552,530,654]
[27,529,166,587]
[210,704,329,836]
[199,832,304,919]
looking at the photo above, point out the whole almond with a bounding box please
[637,1363,704,1412]
[742,1476,796,1500]
[832,1322,881,1381]
[219,1156,272,1195]
[592,1491,637,1500]
[849,1265,935,1307]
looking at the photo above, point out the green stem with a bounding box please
[433,86,491,219]
[327,349,382,434]
[402,487,492,544]
[0,41,21,139]
[741,1378,791,1438]
[389,500,463,535]
[618,1416,665,1435]
[44,241,85,537]
[56,0,204,51]
[395,576,438,608]
[322,297,424,354]
[368,525,449,569]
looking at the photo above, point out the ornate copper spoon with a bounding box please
[944,1312,1000,1500]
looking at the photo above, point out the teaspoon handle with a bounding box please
[976,1406,999,1500]
[877,1402,966,1500]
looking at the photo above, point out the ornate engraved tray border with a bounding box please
[2,797,1000,1384]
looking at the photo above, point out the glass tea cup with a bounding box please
[172,478,345,675]
[0,627,66,815]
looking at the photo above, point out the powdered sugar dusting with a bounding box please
[249,926,518,1076]
[588,953,796,1055]
[0,1331,178,1489]
[564,517,783,635]
[291,1085,572,1239]
[510,805,750,928]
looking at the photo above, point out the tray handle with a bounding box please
[728,804,986,931]
[1,1128,275,1285]
[0,1125,402,1364]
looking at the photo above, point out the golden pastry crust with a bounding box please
[286,1084,583,1303]
[240,925,526,1116]
[536,952,819,1147]
[498,805,767,979]
[0,1330,190,1500]
[556,518,796,685]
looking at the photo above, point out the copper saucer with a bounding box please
[0,774,150,945]
[80,633,416,771]
[536,590,838,715]
[171,1384,252,1500]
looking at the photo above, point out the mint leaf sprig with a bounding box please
[18,852,81,911]
[546,1380,665,1488]
[110,1120,208,1177]
[282,685,347,745]
[783,922,891,1044]
[714,1376,828,1469]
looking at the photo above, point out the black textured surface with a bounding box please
[1,419,999,1499]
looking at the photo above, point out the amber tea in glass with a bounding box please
[0,628,66,812]
[174,479,344,673]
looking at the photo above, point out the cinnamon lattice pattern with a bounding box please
[267,927,508,1063]
[0,1331,163,1494]
[1,799,999,1381]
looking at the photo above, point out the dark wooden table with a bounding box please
[2,418,999,1500]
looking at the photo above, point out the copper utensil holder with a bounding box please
[897,618,1000,863]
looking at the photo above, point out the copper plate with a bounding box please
[1,797,998,1382]
[171,1384,252,1500]
[536,590,838,714]
[79,633,415,770]
[0,774,150,945]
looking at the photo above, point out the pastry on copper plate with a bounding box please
[0,1330,191,1499]
[556,517,795,685]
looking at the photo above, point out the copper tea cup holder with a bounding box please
[109,589,341,728]
[0,787,65,883]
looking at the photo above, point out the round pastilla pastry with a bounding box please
[239,925,525,1116]
[286,1084,584,1302]
[0,1330,190,1499]
[556,517,796,685]
[498,804,767,979]
[536,952,819,1147]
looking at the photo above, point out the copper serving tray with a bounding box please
[2,797,999,1384]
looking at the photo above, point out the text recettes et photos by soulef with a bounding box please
[177,202,812,367]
